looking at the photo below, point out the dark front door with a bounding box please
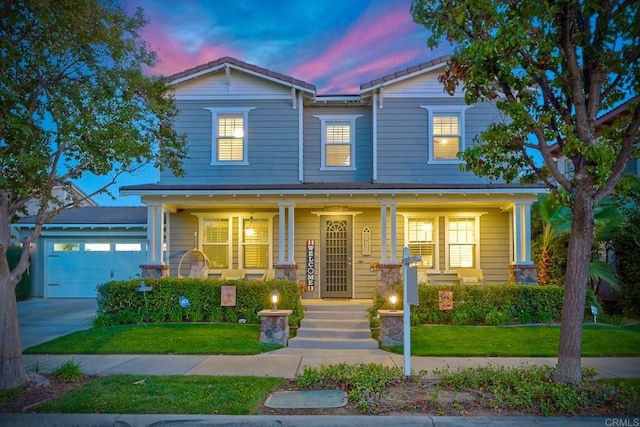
[321,216,352,298]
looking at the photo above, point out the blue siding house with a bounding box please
[122,57,545,299]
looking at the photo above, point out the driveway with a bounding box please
[17,298,97,351]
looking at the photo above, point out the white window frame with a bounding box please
[193,213,275,272]
[314,114,362,170]
[444,215,481,271]
[403,216,439,271]
[238,216,274,272]
[205,107,255,166]
[420,106,469,164]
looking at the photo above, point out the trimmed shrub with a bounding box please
[96,278,304,327]
[370,283,602,326]
[7,246,30,301]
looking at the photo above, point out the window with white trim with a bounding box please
[407,218,436,268]
[196,214,274,270]
[421,106,467,163]
[202,218,230,268]
[205,107,255,165]
[447,217,477,268]
[242,217,269,268]
[314,114,362,169]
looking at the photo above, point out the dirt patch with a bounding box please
[0,373,95,413]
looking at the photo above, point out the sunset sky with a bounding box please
[83,0,450,205]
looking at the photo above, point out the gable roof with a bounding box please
[360,56,451,94]
[167,57,316,94]
[16,206,146,227]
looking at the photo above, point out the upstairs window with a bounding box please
[314,114,362,170]
[421,106,468,163]
[205,107,255,165]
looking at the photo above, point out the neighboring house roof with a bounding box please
[167,56,316,93]
[16,206,146,227]
[360,56,451,93]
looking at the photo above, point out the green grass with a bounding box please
[392,323,640,357]
[32,375,285,414]
[24,323,282,355]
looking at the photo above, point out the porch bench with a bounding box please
[456,268,484,285]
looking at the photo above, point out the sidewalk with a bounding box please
[21,349,640,379]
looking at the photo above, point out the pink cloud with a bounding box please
[141,19,237,77]
[291,4,422,88]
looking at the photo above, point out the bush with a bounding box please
[370,283,601,326]
[96,277,304,327]
[7,246,30,301]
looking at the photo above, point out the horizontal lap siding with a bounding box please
[303,106,373,183]
[161,99,299,185]
[376,98,503,184]
[479,209,511,283]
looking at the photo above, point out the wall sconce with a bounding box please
[271,289,280,312]
[389,291,398,312]
[245,216,255,237]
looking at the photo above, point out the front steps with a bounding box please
[288,301,379,349]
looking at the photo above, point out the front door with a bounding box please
[321,216,352,298]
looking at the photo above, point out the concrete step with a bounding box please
[303,304,372,312]
[290,301,377,350]
[302,310,369,320]
[299,318,369,329]
[295,327,373,340]
[287,337,379,349]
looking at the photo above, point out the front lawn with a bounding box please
[24,323,282,355]
[31,375,285,415]
[388,323,640,357]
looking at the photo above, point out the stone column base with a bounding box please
[274,264,298,282]
[140,264,169,278]
[509,263,538,284]
[257,309,292,346]
[378,310,403,347]
[376,264,402,296]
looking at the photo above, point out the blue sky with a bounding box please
[79,0,449,205]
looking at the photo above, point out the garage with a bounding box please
[44,239,147,298]
[16,207,149,298]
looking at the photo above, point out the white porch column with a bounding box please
[278,204,286,264]
[513,203,532,264]
[146,204,165,264]
[287,204,295,264]
[389,203,397,264]
[380,203,388,263]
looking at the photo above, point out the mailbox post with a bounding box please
[402,247,420,377]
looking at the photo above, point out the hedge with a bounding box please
[96,278,304,327]
[370,284,602,326]
[7,246,30,301]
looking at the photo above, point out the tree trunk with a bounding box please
[554,186,594,385]
[0,276,25,390]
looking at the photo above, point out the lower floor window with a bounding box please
[448,217,477,268]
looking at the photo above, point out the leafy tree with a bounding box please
[0,0,186,390]
[412,0,639,385]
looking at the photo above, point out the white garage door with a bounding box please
[45,240,148,298]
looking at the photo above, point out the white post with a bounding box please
[402,247,411,376]
[287,204,295,264]
[390,203,397,264]
[381,204,388,263]
[278,204,286,264]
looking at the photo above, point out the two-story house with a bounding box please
[122,57,545,299]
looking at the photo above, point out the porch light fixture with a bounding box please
[389,291,398,312]
[245,216,255,237]
[270,289,280,312]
